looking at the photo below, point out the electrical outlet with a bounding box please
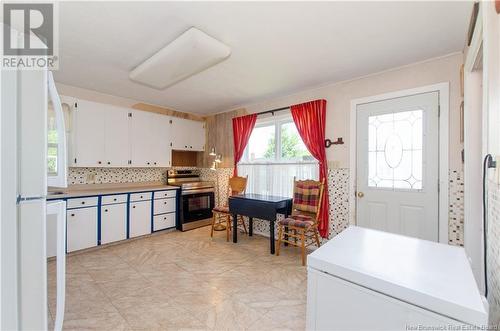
[87,173,96,183]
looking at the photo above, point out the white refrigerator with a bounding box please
[1,29,67,331]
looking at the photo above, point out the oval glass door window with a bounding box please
[384,134,403,168]
[368,110,423,190]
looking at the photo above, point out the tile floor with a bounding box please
[48,226,308,330]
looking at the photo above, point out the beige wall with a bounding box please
[236,53,464,170]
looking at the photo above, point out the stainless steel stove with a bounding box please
[167,169,215,231]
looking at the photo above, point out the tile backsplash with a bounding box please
[67,167,168,185]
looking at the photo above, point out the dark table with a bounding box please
[228,193,293,254]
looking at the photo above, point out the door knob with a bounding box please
[357,192,365,198]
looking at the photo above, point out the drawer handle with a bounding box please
[140,195,143,198]
[154,162,157,165]
[81,201,85,205]
[98,161,102,164]
[164,201,167,204]
[70,213,75,217]
[147,162,150,165]
[107,161,111,165]
[113,198,117,201]
[104,209,108,212]
[164,217,166,220]
[132,206,136,209]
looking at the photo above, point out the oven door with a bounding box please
[181,191,215,223]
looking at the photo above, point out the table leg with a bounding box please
[270,219,275,254]
[249,217,253,236]
[232,214,238,243]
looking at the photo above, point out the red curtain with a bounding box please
[290,100,330,238]
[232,114,257,176]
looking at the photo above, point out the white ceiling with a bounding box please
[55,1,472,114]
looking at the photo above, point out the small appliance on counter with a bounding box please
[167,169,215,231]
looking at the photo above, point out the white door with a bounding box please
[356,92,439,241]
[100,203,127,244]
[104,104,129,167]
[171,117,190,150]
[129,200,152,238]
[73,100,106,167]
[130,109,153,167]
[190,120,206,151]
[66,207,98,252]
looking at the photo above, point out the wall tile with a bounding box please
[67,167,168,185]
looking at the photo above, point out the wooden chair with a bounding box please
[276,177,324,266]
[210,176,248,241]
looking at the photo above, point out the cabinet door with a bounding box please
[129,200,152,238]
[104,104,129,167]
[73,100,106,167]
[66,207,98,252]
[100,203,127,244]
[154,114,172,167]
[171,117,190,150]
[190,120,206,151]
[130,110,154,167]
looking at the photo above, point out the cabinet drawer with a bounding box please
[67,197,98,209]
[153,198,176,215]
[130,192,152,202]
[101,194,127,205]
[153,213,175,231]
[153,190,176,200]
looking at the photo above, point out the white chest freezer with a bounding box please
[306,226,488,330]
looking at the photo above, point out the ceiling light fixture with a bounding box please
[129,27,231,90]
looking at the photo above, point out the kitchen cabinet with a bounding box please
[171,117,205,151]
[73,99,106,167]
[73,99,129,167]
[129,200,152,238]
[100,202,127,245]
[50,187,178,254]
[151,112,172,167]
[66,206,98,252]
[130,110,172,167]
[103,103,129,167]
[69,96,205,167]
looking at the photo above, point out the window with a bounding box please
[368,110,423,190]
[238,113,318,197]
[47,103,58,175]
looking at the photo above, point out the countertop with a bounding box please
[47,182,178,199]
[307,226,488,326]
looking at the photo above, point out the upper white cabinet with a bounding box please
[73,99,106,167]
[130,110,172,167]
[171,117,205,151]
[73,99,130,167]
[68,96,205,167]
[103,104,130,167]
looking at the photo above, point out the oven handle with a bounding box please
[181,188,215,195]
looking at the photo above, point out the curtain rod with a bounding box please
[255,106,290,117]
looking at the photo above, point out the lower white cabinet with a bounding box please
[100,203,127,245]
[66,207,98,252]
[129,200,152,238]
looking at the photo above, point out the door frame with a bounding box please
[349,82,450,244]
